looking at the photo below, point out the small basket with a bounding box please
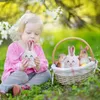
[51,37,98,85]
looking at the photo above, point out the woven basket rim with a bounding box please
[51,60,97,71]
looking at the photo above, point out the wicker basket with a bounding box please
[51,37,98,85]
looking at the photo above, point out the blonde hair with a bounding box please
[9,10,43,41]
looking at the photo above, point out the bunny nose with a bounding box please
[70,63,72,67]
[28,58,31,61]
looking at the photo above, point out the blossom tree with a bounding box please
[0,22,10,46]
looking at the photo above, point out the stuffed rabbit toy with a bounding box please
[22,41,37,68]
[79,46,90,66]
[54,54,66,68]
[63,46,79,68]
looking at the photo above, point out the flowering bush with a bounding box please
[27,0,63,20]
[46,6,62,20]
[0,22,10,46]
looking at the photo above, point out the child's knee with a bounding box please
[17,71,29,83]
[44,70,51,79]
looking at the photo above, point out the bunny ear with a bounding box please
[68,46,71,56]
[27,40,35,51]
[30,42,35,51]
[80,45,83,50]
[71,46,75,56]
[29,40,36,52]
[85,46,89,51]
[26,42,30,51]
[27,41,32,51]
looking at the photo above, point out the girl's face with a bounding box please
[21,22,41,44]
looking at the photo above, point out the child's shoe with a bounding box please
[21,85,31,90]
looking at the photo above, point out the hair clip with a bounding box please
[25,10,31,13]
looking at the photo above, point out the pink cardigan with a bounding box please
[1,42,48,82]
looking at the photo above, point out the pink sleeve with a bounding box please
[4,43,22,72]
[34,45,48,73]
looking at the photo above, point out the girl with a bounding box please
[0,10,51,96]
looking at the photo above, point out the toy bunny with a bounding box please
[79,46,90,66]
[54,54,66,68]
[63,46,79,68]
[22,41,37,68]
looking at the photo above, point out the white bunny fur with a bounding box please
[22,41,37,68]
[63,46,79,68]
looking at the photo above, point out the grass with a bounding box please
[0,25,100,99]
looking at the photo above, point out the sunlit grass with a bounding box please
[0,45,8,70]
[0,45,7,60]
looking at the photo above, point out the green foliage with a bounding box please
[4,75,100,100]
[0,0,100,26]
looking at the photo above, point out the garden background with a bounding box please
[0,0,100,99]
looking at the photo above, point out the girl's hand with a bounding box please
[20,59,29,71]
[34,57,40,70]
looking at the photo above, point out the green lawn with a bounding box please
[0,25,100,99]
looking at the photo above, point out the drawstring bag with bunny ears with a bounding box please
[22,40,37,68]
[51,37,98,85]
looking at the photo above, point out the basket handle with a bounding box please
[52,37,95,63]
